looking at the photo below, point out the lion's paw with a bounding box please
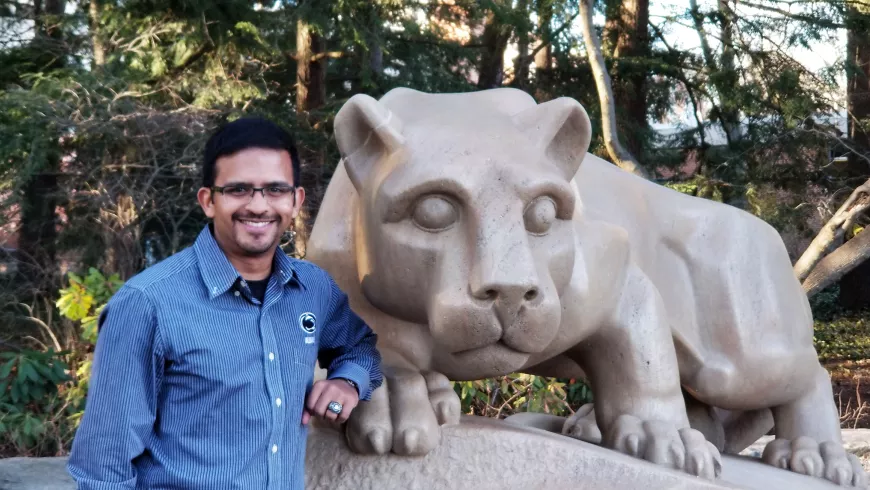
[602,414,722,480]
[345,371,460,456]
[762,437,867,487]
[562,403,602,444]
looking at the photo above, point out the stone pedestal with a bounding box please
[305,415,846,489]
[0,415,854,490]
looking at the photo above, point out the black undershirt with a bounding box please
[247,279,269,303]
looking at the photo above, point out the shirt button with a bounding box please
[275,398,282,407]
[269,352,275,361]
[234,291,240,297]
[272,444,278,453]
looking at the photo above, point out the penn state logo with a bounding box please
[299,312,316,334]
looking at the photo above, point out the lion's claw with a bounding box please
[763,437,867,487]
[602,414,721,479]
[346,371,460,456]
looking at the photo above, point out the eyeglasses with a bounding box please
[211,184,296,204]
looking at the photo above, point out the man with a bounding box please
[67,117,383,489]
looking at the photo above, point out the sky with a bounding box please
[646,0,847,132]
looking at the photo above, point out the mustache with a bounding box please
[233,212,281,221]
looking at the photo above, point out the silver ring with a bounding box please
[327,401,343,415]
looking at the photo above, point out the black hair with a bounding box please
[202,117,301,188]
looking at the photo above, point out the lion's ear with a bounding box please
[511,97,591,180]
[334,94,405,190]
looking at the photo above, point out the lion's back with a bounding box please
[574,154,814,375]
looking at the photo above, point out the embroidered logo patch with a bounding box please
[299,312,316,334]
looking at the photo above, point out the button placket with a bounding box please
[259,311,284,487]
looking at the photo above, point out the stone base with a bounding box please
[307,415,845,490]
[0,415,854,490]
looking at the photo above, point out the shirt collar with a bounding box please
[193,225,305,300]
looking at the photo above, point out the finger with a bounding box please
[306,381,327,412]
[325,406,339,422]
[301,409,311,425]
[338,405,353,423]
[313,388,333,418]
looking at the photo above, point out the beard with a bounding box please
[231,211,284,256]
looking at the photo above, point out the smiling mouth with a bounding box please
[239,219,274,227]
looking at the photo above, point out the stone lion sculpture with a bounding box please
[307,87,866,487]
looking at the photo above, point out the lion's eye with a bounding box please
[524,197,557,235]
[411,195,457,231]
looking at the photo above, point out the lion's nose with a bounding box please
[472,282,540,327]
[475,284,539,303]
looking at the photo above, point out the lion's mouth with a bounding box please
[452,339,530,356]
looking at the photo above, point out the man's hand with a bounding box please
[302,379,359,425]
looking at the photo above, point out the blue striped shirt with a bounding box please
[67,225,383,489]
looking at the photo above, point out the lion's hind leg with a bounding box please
[762,364,866,487]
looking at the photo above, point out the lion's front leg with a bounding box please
[345,368,460,456]
[571,266,721,479]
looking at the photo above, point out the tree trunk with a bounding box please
[296,16,326,180]
[794,179,870,282]
[89,0,106,68]
[534,0,553,101]
[578,0,649,179]
[846,4,870,180]
[295,15,326,254]
[838,254,870,306]
[836,4,870,306]
[602,0,621,58]
[689,0,745,207]
[606,0,649,161]
[512,0,530,90]
[17,0,66,296]
[803,228,870,298]
[296,20,326,117]
[718,0,741,145]
[477,2,512,89]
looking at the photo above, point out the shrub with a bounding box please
[0,268,122,457]
[0,349,74,456]
[453,374,593,418]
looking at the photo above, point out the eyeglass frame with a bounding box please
[210,183,298,205]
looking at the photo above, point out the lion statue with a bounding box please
[306,87,866,487]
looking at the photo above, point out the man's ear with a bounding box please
[334,94,404,190]
[511,97,592,180]
[197,187,215,218]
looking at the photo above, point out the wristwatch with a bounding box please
[341,378,359,394]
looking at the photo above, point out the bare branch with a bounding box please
[309,51,345,62]
[738,0,846,29]
[803,227,870,297]
[794,178,870,281]
[578,0,650,178]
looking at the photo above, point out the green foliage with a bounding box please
[0,269,123,457]
[57,269,123,343]
[0,350,75,456]
[664,181,699,196]
[814,312,870,363]
[453,374,593,418]
[810,285,844,323]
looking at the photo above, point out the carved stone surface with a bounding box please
[0,418,857,490]
[307,87,866,486]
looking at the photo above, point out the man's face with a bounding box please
[197,147,305,257]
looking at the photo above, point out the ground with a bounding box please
[829,360,870,429]
[815,312,870,430]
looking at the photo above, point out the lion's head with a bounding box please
[334,88,592,379]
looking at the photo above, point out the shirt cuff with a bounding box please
[327,362,371,401]
[68,472,136,490]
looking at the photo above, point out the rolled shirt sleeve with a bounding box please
[67,286,165,489]
[317,278,383,401]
